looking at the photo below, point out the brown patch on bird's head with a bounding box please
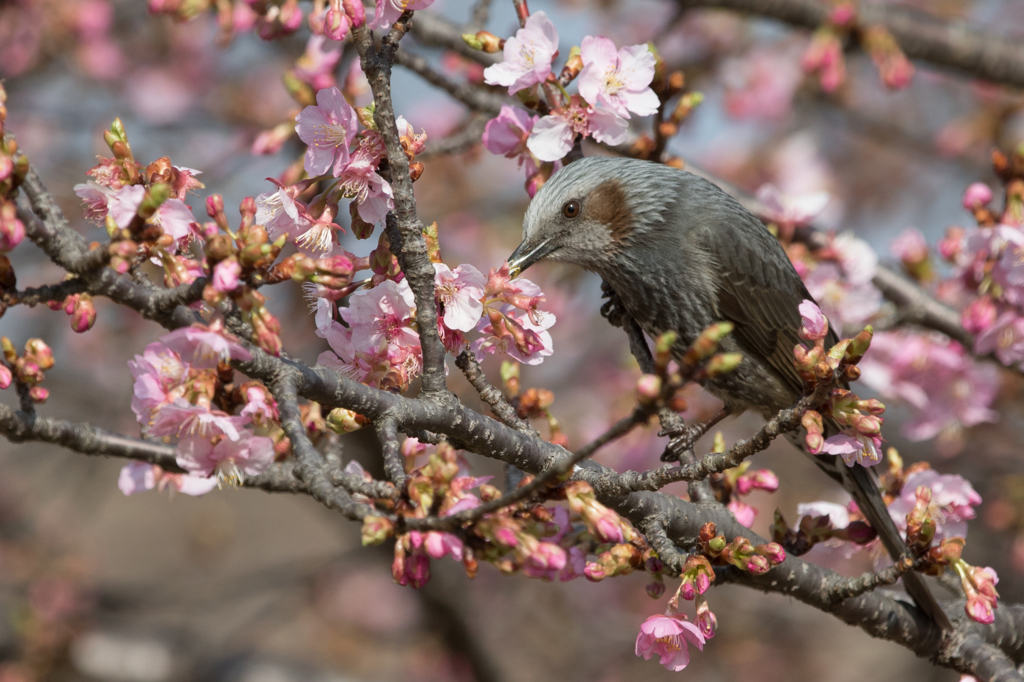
[586,179,634,245]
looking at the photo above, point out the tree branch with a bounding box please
[675,0,1024,90]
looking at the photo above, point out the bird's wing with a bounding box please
[699,214,833,398]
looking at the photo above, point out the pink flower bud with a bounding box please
[0,204,25,253]
[758,542,786,565]
[29,386,49,403]
[962,297,997,334]
[962,183,993,210]
[0,155,12,181]
[965,594,994,624]
[798,299,828,341]
[584,562,606,582]
[341,0,364,28]
[745,555,770,574]
[70,295,96,333]
[0,364,11,389]
[323,7,350,40]
[636,374,661,404]
[523,542,568,581]
[213,258,242,293]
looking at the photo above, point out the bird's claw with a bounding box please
[660,425,704,462]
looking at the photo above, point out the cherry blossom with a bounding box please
[888,469,981,542]
[522,541,568,581]
[293,34,341,90]
[755,183,830,229]
[212,258,242,293]
[578,36,658,118]
[722,47,803,120]
[798,299,828,340]
[337,134,394,224]
[369,0,434,31]
[128,342,186,424]
[974,311,1024,369]
[118,462,218,497]
[728,500,757,528]
[295,86,358,177]
[160,318,253,368]
[804,262,882,333]
[108,184,145,229]
[149,399,248,441]
[482,105,538,171]
[176,431,275,483]
[859,331,999,444]
[434,263,485,332]
[820,432,883,467]
[482,11,559,95]
[472,305,555,365]
[635,614,705,672]
[73,181,115,221]
[528,96,627,162]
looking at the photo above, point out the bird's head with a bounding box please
[507,156,680,277]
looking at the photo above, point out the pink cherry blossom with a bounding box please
[891,228,929,265]
[974,311,1024,369]
[528,96,628,162]
[151,198,200,250]
[108,184,145,229]
[798,299,828,341]
[888,469,981,542]
[722,47,802,120]
[994,243,1024,306]
[149,399,248,441]
[423,531,463,560]
[128,342,186,424]
[472,304,555,365]
[295,86,358,177]
[756,183,830,228]
[727,499,757,528]
[369,0,435,31]
[294,34,341,90]
[240,385,278,425]
[176,431,275,483]
[859,331,999,444]
[482,105,538,171]
[831,232,878,286]
[482,11,558,95]
[804,262,882,333]
[73,181,116,221]
[522,541,568,581]
[820,432,883,467]
[118,462,218,497]
[578,36,658,118]
[635,614,705,672]
[160,319,253,369]
[434,263,485,332]
[212,258,242,293]
[337,133,394,224]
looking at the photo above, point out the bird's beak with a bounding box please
[507,237,556,278]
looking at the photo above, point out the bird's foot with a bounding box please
[659,408,730,462]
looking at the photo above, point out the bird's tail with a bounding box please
[793,425,952,630]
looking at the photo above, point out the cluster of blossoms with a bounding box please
[776,448,998,622]
[121,319,280,496]
[0,84,27,290]
[314,257,556,395]
[636,522,786,672]
[760,183,1000,455]
[0,337,54,404]
[357,439,653,588]
[472,11,698,194]
[795,300,887,466]
[147,0,429,41]
[800,3,913,93]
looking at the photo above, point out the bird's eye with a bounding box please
[562,200,581,219]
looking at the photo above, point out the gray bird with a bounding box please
[506,155,951,629]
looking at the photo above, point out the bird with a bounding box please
[505,155,952,630]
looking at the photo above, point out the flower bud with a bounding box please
[341,0,364,28]
[962,182,993,210]
[70,294,96,333]
[29,386,49,403]
[324,7,350,40]
[802,409,824,454]
[25,339,53,369]
[326,407,367,434]
[558,45,583,82]
[361,515,394,546]
[636,374,662,404]
[704,352,743,377]
[0,364,10,389]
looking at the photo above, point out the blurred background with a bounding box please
[2,0,1024,680]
